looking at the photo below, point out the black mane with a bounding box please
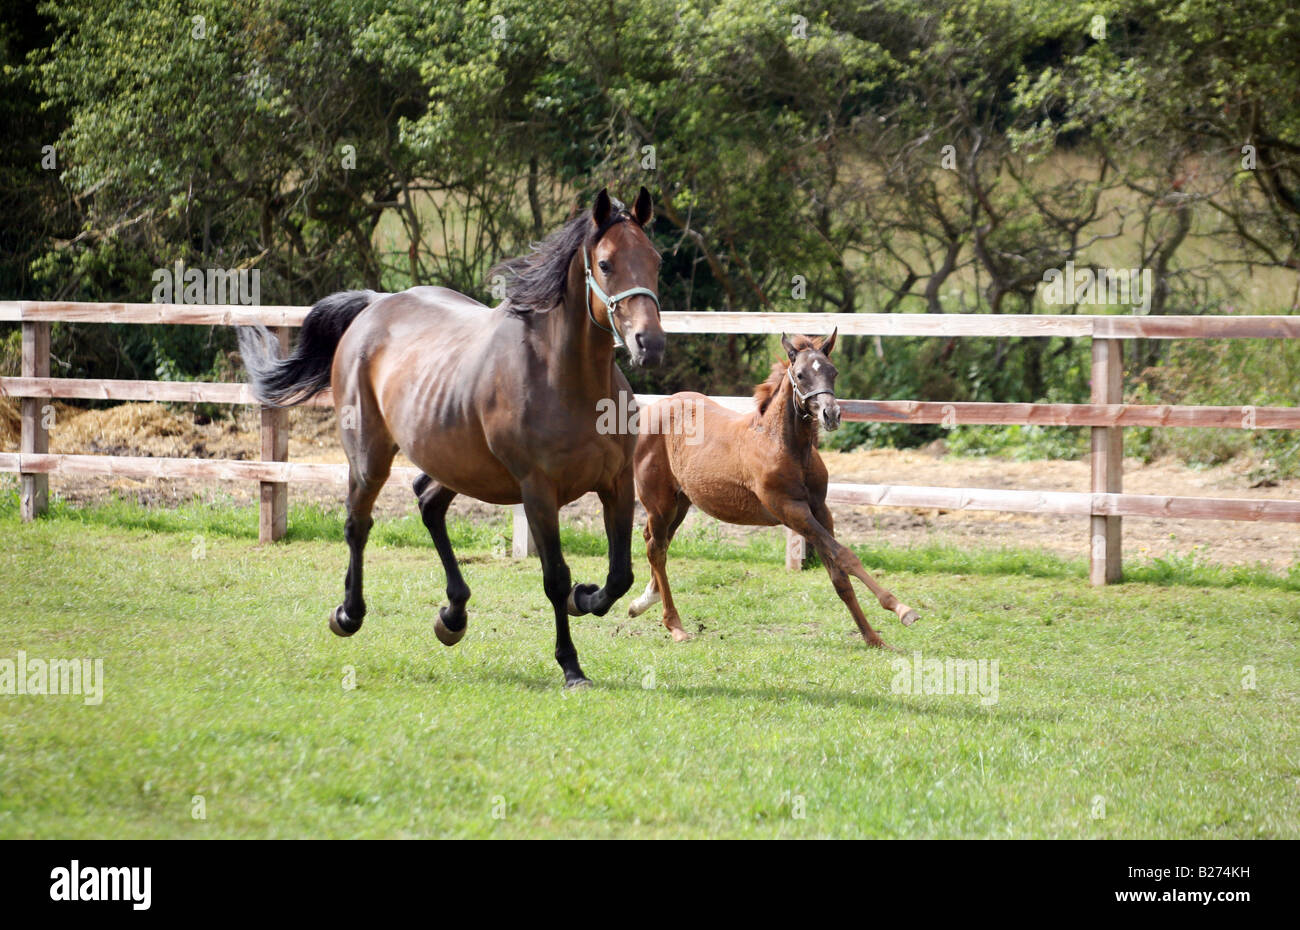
[489,209,633,313]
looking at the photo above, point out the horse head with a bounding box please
[584,187,665,367]
[781,329,840,432]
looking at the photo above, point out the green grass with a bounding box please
[1,491,1298,838]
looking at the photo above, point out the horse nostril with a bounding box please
[634,332,665,364]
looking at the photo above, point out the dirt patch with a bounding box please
[8,401,1299,570]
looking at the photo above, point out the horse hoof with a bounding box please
[669,627,693,643]
[566,583,599,617]
[329,605,362,637]
[898,606,920,626]
[434,607,467,647]
[564,676,593,691]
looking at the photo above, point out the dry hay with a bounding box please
[0,395,20,448]
[49,402,252,459]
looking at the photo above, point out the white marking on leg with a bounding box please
[628,580,661,617]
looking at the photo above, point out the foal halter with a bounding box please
[583,245,661,350]
[788,362,834,419]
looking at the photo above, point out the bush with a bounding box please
[944,424,1088,461]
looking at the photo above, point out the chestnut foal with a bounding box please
[630,331,919,647]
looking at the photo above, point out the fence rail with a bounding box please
[5,300,1300,338]
[3,300,1298,585]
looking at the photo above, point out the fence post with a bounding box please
[511,503,536,558]
[1090,338,1123,585]
[20,321,50,521]
[259,326,289,543]
[784,527,805,571]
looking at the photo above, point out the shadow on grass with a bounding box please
[474,667,1055,724]
[4,487,1297,593]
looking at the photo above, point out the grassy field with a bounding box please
[1,490,1297,839]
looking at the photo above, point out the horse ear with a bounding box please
[633,186,654,226]
[780,333,798,361]
[818,327,837,357]
[592,188,612,227]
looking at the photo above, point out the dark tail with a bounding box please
[237,290,380,407]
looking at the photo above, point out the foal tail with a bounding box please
[238,290,380,406]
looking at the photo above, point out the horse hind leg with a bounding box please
[628,467,685,630]
[329,447,394,637]
[772,498,916,649]
[629,494,684,618]
[413,473,471,646]
[627,578,661,618]
[812,500,918,629]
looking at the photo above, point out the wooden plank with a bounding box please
[784,528,805,571]
[1088,493,1300,522]
[823,483,1300,523]
[659,311,1095,338]
[259,327,290,543]
[1093,315,1300,340]
[19,322,50,521]
[837,399,1300,430]
[4,453,1296,524]
[3,379,1295,430]
[4,300,1299,340]
[1090,339,1124,585]
[634,393,754,414]
[0,452,422,485]
[0,376,336,407]
[511,503,536,558]
[825,482,1094,516]
[666,312,1300,339]
[2,377,259,405]
[0,301,312,327]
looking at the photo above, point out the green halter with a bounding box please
[583,244,661,350]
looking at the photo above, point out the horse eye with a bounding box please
[598,260,612,274]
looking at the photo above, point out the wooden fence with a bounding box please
[3,300,1299,585]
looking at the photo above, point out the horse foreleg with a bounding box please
[520,476,590,689]
[413,473,471,646]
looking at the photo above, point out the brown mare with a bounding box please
[630,331,919,647]
[239,188,664,687]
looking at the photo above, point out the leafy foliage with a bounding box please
[0,0,1295,464]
